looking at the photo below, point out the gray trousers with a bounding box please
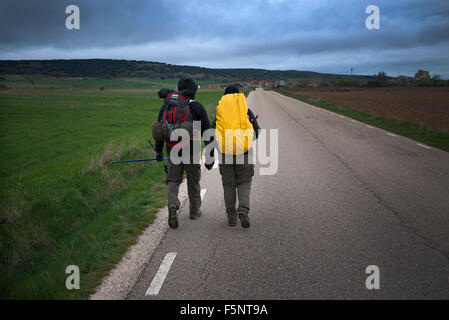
[166,158,201,215]
[219,161,254,213]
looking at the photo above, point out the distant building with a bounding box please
[260,80,274,88]
[415,69,430,80]
[387,78,399,86]
[397,75,413,85]
[279,80,285,87]
[398,75,413,81]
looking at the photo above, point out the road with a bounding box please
[127,88,449,299]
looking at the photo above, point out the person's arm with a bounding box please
[204,116,216,151]
[189,101,212,141]
[204,116,216,169]
[248,108,261,139]
[194,101,210,137]
[191,102,216,169]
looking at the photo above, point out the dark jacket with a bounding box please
[155,89,210,155]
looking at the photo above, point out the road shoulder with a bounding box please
[89,180,188,300]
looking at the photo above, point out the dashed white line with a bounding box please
[213,153,219,169]
[386,133,396,137]
[350,119,356,123]
[145,252,177,296]
[339,115,345,119]
[366,125,374,129]
[417,143,432,149]
[201,189,207,200]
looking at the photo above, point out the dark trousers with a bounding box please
[219,155,254,213]
[166,158,201,215]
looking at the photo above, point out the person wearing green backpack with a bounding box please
[205,86,260,228]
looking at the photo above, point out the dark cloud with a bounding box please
[0,0,181,49]
[0,0,448,77]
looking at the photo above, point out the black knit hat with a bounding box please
[178,78,198,92]
[224,85,239,95]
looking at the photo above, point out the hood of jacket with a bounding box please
[180,88,196,100]
[178,78,198,99]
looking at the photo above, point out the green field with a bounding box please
[0,88,222,299]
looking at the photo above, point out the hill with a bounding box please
[0,59,368,82]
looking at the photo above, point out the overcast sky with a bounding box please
[1,0,448,77]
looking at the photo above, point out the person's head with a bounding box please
[224,85,239,95]
[178,78,198,99]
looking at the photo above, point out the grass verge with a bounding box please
[275,89,449,152]
[0,90,223,299]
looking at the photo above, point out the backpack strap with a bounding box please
[186,100,198,119]
[182,109,191,122]
[173,106,178,123]
[177,99,193,123]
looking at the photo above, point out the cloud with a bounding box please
[0,0,448,77]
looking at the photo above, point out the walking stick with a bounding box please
[147,139,168,173]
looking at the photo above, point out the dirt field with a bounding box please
[285,87,449,132]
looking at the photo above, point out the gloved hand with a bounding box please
[205,162,214,170]
[156,152,164,162]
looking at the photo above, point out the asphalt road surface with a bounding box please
[127,88,449,299]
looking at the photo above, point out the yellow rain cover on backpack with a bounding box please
[215,93,254,155]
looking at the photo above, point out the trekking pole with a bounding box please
[112,158,167,164]
[147,138,169,173]
[250,115,259,123]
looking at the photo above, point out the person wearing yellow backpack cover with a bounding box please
[205,86,260,228]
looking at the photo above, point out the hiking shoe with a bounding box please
[189,210,202,220]
[238,207,250,228]
[168,205,178,229]
[227,210,237,226]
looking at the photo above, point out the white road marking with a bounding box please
[417,143,432,149]
[350,119,356,123]
[386,133,397,137]
[201,189,207,200]
[339,115,345,119]
[366,125,374,129]
[145,252,177,296]
[213,153,219,169]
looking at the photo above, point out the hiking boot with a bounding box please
[227,210,237,226]
[189,210,202,220]
[168,205,178,229]
[238,207,250,228]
